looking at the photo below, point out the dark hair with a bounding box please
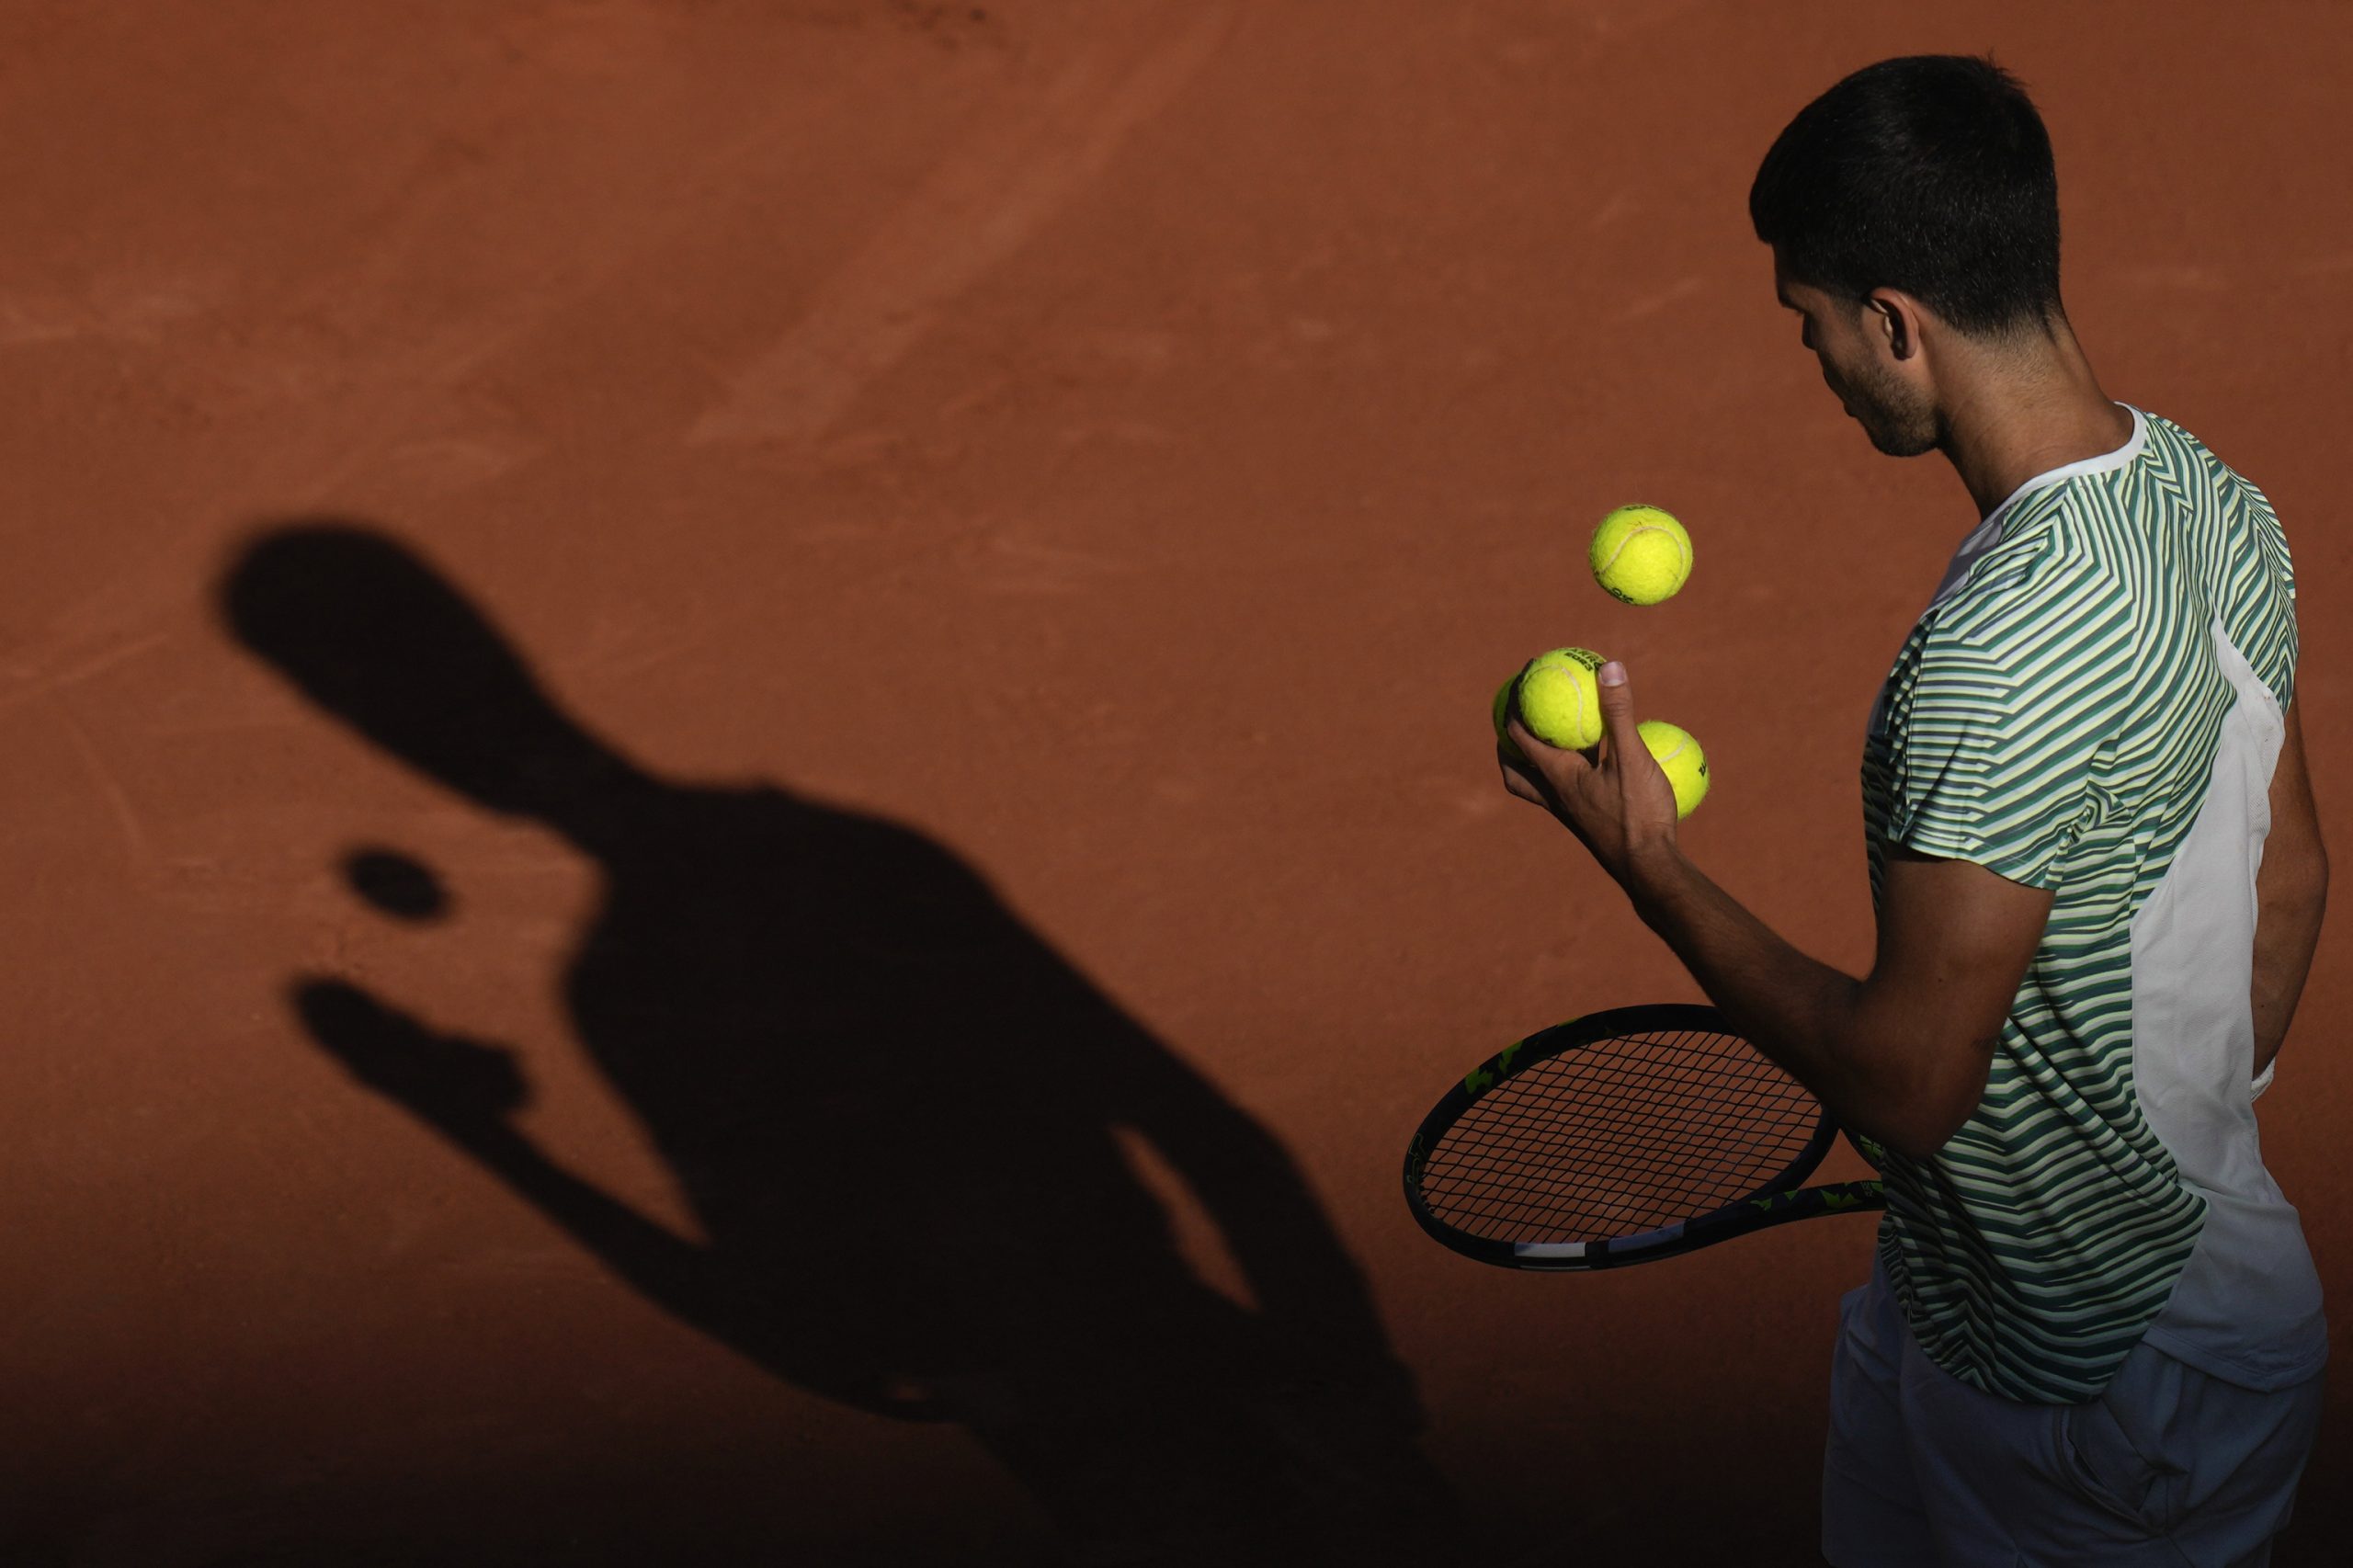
[1749,55,2062,335]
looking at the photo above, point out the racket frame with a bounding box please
[1403,1003,1885,1271]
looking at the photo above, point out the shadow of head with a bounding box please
[219,520,636,823]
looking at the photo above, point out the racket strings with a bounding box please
[1419,1026,1822,1244]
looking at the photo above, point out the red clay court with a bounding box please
[6,3,2350,1562]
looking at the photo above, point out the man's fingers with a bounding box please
[1505,715,1561,765]
[1501,766,1545,806]
[1498,743,1546,801]
[1502,720,1597,813]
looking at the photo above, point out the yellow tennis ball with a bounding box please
[1639,719,1709,819]
[1590,505,1692,606]
[1511,647,1607,751]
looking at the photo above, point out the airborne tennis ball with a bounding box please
[1639,719,1710,819]
[1590,505,1693,606]
[1511,647,1607,751]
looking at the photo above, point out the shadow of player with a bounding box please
[219,521,1458,1563]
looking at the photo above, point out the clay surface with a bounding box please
[6,3,2349,1562]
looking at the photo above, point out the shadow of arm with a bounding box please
[290,977,941,1419]
[1116,1040,1413,1398]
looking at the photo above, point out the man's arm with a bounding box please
[1502,660,2051,1161]
[1618,843,2049,1159]
[2254,698,2328,1080]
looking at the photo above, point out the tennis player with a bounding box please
[1500,55,2327,1565]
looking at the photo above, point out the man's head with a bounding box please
[1750,55,2063,457]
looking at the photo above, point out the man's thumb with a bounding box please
[1597,660,1641,754]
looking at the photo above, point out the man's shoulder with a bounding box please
[1930,508,2123,646]
[2109,409,2279,524]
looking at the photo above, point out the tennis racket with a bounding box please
[1404,1002,1885,1270]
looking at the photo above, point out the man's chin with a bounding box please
[1859,417,1936,459]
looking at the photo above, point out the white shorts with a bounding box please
[1823,1262,2325,1567]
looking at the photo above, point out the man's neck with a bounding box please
[1937,319,2135,518]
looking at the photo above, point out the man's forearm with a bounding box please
[1622,844,1947,1157]
[2252,880,2326,1076]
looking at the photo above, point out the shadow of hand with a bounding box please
[294,977,529,1135]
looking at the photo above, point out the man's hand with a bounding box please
[1500,659,1680,885]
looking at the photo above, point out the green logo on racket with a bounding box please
[1465,1036,1529,1096]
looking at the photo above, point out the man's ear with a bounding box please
[1867,290,1920,362]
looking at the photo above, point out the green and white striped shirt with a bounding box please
[1860,405,2325,1403]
